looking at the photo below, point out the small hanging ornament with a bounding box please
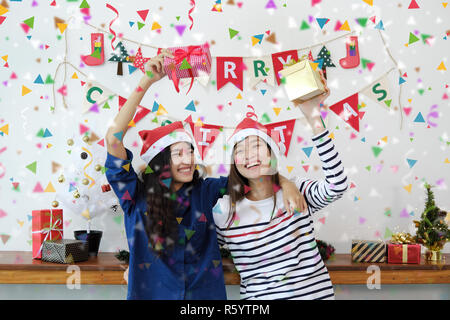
[73,190,80,198]
[51,200,59,208]
[57,174,65,183]
[94,164,102,171]
[82,178,90,185]
[67,138,74,146]
[82,135,90,143]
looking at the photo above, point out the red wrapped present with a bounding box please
[387,242,421,264]
[162,43,212,94]
[31,209,64,259]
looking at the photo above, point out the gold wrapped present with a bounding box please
[279,56,326,104]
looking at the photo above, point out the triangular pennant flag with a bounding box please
[408,0,420,9]
[33,182,44,193]
[229,28,239,39]
[186,117,223,160]
[184,229,196,240]
[356,17,368,27]
[21,85,32,96]
[413,112,425,123]
[161,178,172,188]
[121,190,132,201]
[302,147,313,158]
[179,58,192,70]
[406,158,417,168]
[56,22,67,34]
[26,161,37,174]
[34,74,44,84]
[44,182,56,192]
[185,100,196,111]
[137,9,149,21]
[265,119,296,157]
[23,17,35,29]
[329,93,360,132]
[408,32,420,45]
[340,20,351,31]
[374,20,384,30]
[316,18,329,29]
[80,0,90,9]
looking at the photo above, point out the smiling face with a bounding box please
[233,135,276,180]
[169,141,195,185]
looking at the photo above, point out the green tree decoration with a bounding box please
[413,182,450,259]
[316,45,336,80]
[108,41,131,76]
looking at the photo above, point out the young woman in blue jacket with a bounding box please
[104,50,306,300]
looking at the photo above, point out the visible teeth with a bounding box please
[246,162,260,168]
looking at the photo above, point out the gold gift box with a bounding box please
[279,58,326,104]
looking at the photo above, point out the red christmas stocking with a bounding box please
[81,33,105,66]
[339,36,360,69]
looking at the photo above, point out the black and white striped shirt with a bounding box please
[213,129,348,300]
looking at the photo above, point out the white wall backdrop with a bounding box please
[0,0,448,256]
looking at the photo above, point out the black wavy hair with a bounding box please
[137,143,202,255]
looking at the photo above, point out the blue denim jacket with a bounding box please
[105,148,228,300]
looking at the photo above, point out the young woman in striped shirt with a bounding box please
[212,70,348,300]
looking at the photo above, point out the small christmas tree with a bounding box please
[316,45,336,80]
[413,182,450,253]
[108,42,131,76]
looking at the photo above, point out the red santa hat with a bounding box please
[227,116,281,162]
[138,121,194,164]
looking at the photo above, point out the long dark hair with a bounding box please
[226,142,280,229]
[138,143,201,254]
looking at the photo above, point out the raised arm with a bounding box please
[105,50,174,160]
[293,70,348,215]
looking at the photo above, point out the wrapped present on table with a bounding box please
[351,240,386,263]
[386,232,421,264]
[42,239,89,264]
[162,43,212,94]
[278,55,326,104]
[31,209,64,259]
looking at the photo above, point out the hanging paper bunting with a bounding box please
[83,81,114,113]
[329,93,360,132]
[216,56,244,91]
[271,50,299,86]
[360,73,393,110]
[185,115,222,160]
[244,56,275,88]
[133,47,150,73]
[265,119,296,157]
[118,96,151,125]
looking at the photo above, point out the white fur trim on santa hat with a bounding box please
[141,130,194,164]
[226,128,281,165]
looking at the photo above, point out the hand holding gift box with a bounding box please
[31,209,64,259]
[279,55,328,106]
[162,43,212,94]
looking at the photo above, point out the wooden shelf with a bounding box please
[0,251,448,285]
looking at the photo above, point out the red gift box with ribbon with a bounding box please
[31,209,64,259]
[386,242,421,264]
[162,43,212,94]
